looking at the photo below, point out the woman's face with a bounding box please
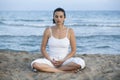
[53,11,65,25]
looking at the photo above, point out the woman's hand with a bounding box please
[51,59,65,67]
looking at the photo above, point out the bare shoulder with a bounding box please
[67,28,75,39]
[43,27,51,37]
[68,28,75,34]
[44,27,49,32]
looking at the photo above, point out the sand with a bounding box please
[0,50,120,80]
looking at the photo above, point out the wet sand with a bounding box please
[0,50,120,80]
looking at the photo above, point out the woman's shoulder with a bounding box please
[44,27,49,32]
[45,26,55,30]
[43,26,54,35]
[67,27,74,34]
[43,27,51,36]
[44,26,53,31]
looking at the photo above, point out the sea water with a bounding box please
[0,11,120,54]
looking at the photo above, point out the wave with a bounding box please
[15,19,44,22]
[0,49,39,53]
[1,22,120,28]
[0,18,45,22]
[0,35,43,37]
[0,34,120,40]
[65,23,120,27]
[0,21,52,27]
[94,45,111,49]
[0,21,6,25]
[76,35,120,39]
[0,49,25,52]
[1,19,120,27]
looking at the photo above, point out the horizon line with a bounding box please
[0,9,120,11]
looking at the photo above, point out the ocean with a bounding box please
[0,11,120,54]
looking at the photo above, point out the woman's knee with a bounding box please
[32,62,39,68]
[66,62,81,68]
[73,63,81,69]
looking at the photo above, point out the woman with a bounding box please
[31,8,85,73]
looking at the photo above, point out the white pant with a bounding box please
[31,57,85,69]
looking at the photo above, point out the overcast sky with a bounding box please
[0,0,120,11]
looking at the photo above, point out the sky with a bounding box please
[0,0,120,11]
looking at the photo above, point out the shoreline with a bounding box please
[0,50,120,80]
[0,49,120,55]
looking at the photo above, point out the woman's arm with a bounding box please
[41,28,51,61]
[63,28,76,61]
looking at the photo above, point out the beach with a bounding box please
[0,50,120,80]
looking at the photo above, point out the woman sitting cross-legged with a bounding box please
[31,8,85,73]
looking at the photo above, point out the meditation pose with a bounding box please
[31,8,85,73]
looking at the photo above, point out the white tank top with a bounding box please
[48,27,70,60]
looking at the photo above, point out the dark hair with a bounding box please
[53,8,66,24]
